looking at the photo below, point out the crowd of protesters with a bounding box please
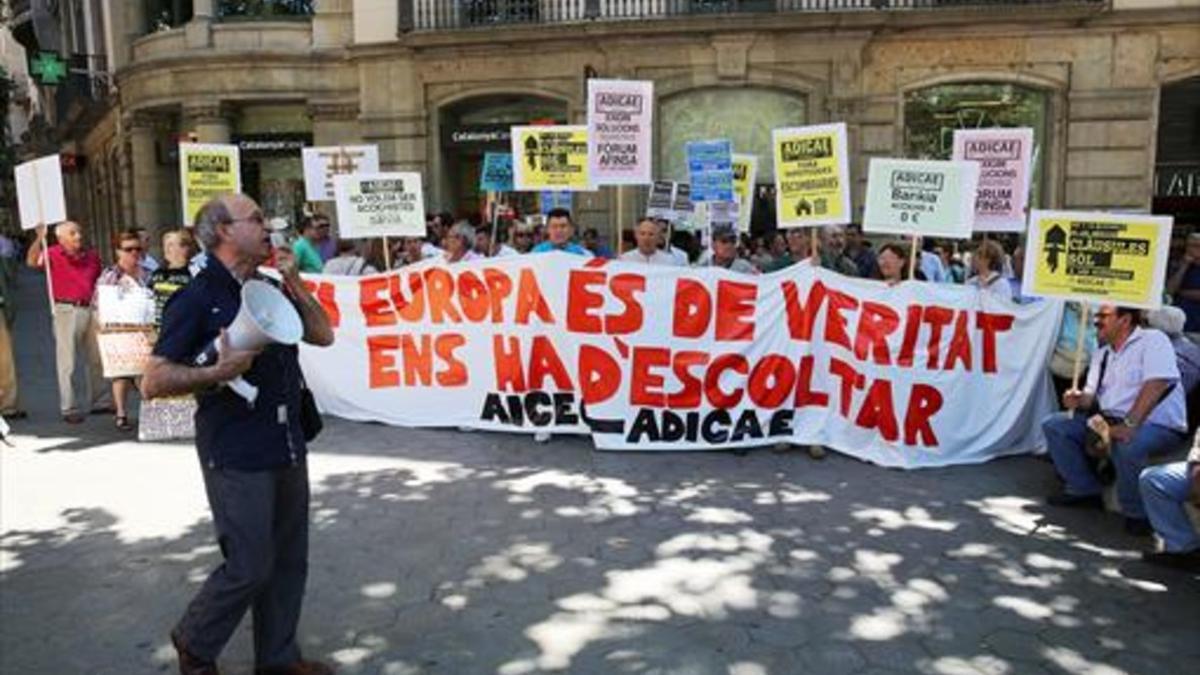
[2,201,1198,572]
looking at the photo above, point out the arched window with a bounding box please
[904,82,1049,208]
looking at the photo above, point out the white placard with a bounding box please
[302,146,380,202]
[15,154,66,230]
[587,79,654,186]
[333,172,426,239]
[862,158,980,239]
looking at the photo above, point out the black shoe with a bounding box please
[1046,492,1104,509]
[1124,517,1154,537]
[1141,549,1200,572]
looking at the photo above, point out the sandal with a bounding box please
[115,415,134,432]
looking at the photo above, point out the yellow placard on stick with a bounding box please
[180,143,241,225]
[511,125,592,192]
[772,123,851,228]
[1023,210,1173,310]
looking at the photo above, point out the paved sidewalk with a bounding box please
[2,268,1198,675]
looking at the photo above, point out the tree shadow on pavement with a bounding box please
[3,420,1200,675]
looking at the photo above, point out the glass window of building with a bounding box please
[658,87,807,231]
[904,82,1049,208]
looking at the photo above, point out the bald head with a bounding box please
[55,221,84,253]
[634,218,660,255]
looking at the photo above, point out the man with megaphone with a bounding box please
[142,193,335,675]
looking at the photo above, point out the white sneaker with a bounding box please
[534,431,551,443]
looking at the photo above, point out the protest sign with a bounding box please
[732,154,758,233]
[15,154,66,229]
[480,153,514,192]
[180,143,241,224]
[863,158,980,239]
[646,181,676,220]
[302,145,380,202]
[953,128,1034,232]
[511,125,592,191]
[1023,210,1172,310]
[298,257,1060,468]
[687,139,734,203]
[587,79,653,185]
[773,123,851,228]
[334,172,426,239]
[672,183,696,229]
[98,329,155,378]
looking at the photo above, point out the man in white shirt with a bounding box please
[621,219,683,266]
[1042,304,1189,535]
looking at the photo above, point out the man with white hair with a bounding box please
[621,218,683,266]
[26,221,112,423]
[817,224,860,277]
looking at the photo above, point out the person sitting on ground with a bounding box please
[1138,431,1200,572]
[441,222,482,264]
[148,228,197,326]
[291,215,328,274]
[1042,304,1189,536]
[621,218,684,266]
[94,229,151,432]
[966,239,1014,302]
[530,209,592,257]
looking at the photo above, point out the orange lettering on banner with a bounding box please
[607,274,645,334]
[425,268,462,323]
[367,335,400,388]
[579,344,620,404]
[943,311,973,371]
[457,272,490,322]
[782,280,826,341]
[977,312,1015,374]
[528,336,573,390]
[567,269,605,333]
[905,384,943,446]
[715,280,756,341]
[493,335,526,392]
[361,277,393,327]
[483,268,514,322]
[401,335,434,386]
[672,279,711,338]
[668,351,708,408]
[435,334,468,386]
[828,357,864,417]
[631,347,670,407]
[897,304,922,367]
[922,306,955,370]
[303,280,341,328]
[854,301,900,365]
[748,355,795,408]
[705,354,749,408]
[823,288,860,351]
[515,269,555,324]
[793,355,830,408]
[856,379,899,442]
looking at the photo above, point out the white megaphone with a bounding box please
[193,279,304,406]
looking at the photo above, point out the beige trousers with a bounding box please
[52,304,111,415]
[0,318,17,412]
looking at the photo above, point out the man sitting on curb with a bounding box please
[1042,304,1188,536]
[1139,436,1200,571]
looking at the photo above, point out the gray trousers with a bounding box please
[175,462,310,667]
[52,304,110,415]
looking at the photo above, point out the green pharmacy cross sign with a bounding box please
[29,51,68,86]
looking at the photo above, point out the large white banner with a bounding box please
[299,255,1060,468]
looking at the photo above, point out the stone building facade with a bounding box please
[7,0,1200,251]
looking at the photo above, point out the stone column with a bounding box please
[127,112,169,228]
[184,103,234,145]
[187,0,215,50]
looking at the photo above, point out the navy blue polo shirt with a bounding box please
[154,258,307,471]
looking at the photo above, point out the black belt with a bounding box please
[54,300,90,308]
